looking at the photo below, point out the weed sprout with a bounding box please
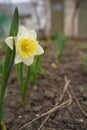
[54,33,67,61]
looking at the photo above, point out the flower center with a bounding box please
[17,38,37,58]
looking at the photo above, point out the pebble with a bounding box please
[51,63,57,69]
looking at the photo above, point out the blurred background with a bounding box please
[0,0,87,38]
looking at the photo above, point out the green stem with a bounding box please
[16,63,25,104]
[22,66,31,105]
[32,70,37,90]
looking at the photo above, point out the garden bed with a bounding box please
[3,40,87,130]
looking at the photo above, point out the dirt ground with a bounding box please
[3,40,87,130]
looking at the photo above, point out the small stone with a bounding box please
[18,115,22,118]
[51,63,57,69]
[35,114,40,117]
[80,119,83,122]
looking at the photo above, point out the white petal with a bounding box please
[28,30,37,40]
[36,44,44,55]
[14,55,23,64]
[5,37,13,50]
[17,26,28,39]
[23,56,34,66]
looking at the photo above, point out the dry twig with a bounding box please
[65,76,87,118]
[38,76,87,130]
[37,76,71,130]
[19,99,70,130]
[69,85,87,118]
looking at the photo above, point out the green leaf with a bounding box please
[4,7,19,73]
[0,7,19,123]
[0,7,19,94]
[0,39,15,101]
[0,39,15,123]
[9,7,19,36]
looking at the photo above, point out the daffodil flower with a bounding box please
[5,26,44,66]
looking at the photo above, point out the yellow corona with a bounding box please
[17,38,38,58]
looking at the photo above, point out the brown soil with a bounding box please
[3,40,87,130]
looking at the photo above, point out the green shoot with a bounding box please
[54,33,67,61]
